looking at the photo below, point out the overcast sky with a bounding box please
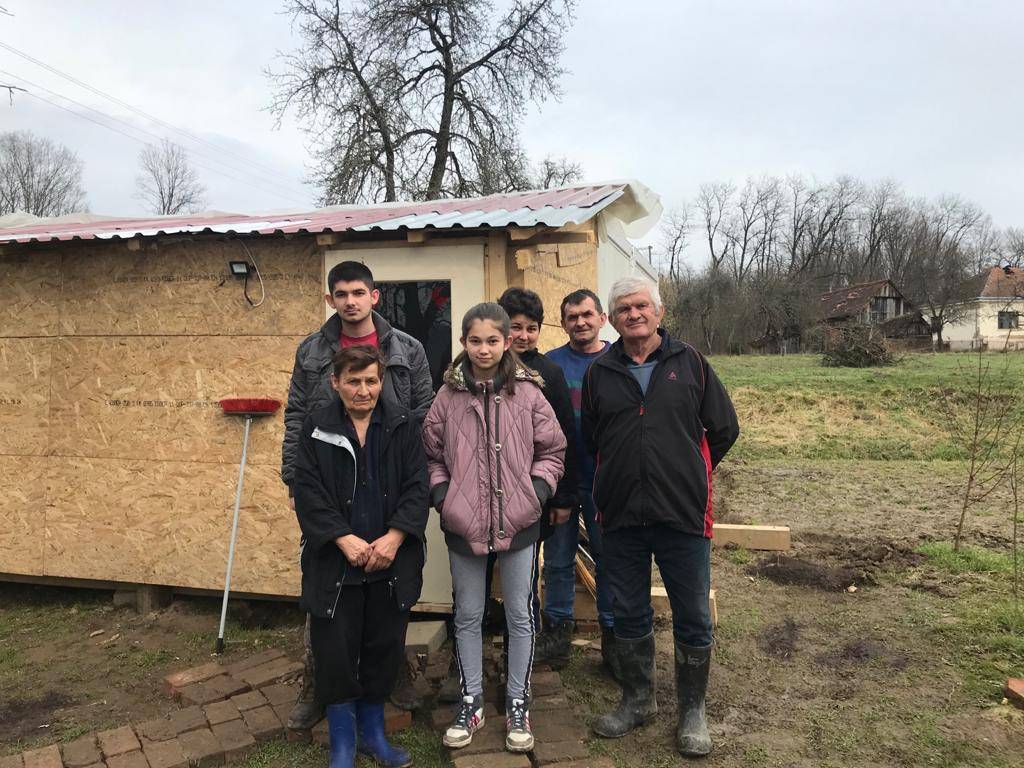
[2,1,1022,258]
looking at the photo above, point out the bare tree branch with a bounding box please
[134,139,206,215]
[0,130,88,216]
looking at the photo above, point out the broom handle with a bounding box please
[216,415,252,654]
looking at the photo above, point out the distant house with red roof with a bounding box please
[945,266,1024,350]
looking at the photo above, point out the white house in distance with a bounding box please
[945,265,1024,351]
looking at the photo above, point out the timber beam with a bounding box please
[713,523,791,551]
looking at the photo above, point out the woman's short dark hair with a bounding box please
[331,345,385,378]
[498,287,544,325]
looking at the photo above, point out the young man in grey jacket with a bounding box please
[282,260,434,730]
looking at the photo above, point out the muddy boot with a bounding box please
[534,617,573,670]
[287,643,324,730]
[675,641,712,757]
[438,655,463,704]
[389,660,422,711]
[592,631,657,738]
[601,625,620,682]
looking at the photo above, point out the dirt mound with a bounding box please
[747,556,867,591]
[0,691,75,740]
[758,618,799,659]
[798,532,926,571]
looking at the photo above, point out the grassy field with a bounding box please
[714,352,1024,462]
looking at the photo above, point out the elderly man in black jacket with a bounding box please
[294,345,428,768]
[582,276,739,758]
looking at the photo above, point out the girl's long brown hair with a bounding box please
[453,301,520,394]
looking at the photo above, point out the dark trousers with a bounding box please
[603,523,713,647]
[310,579,410,705]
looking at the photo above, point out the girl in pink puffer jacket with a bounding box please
[422,302,565,755]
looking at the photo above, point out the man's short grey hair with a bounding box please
[608,276,662,314]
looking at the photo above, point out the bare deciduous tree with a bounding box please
[533,156,582,189]
[270,0,577,204]
[659,205,692,282]
[134,139,207,216]
[0,130,88,217]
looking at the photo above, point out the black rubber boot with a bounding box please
[534,616,573,670]
[674,641,712,757]
[389,660,422,711]
[438,655,463,704]
[600,625,620,682]
[592,631,657,738]
[286,638,321,729]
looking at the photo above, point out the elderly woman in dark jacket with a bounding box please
[293,345,428,768]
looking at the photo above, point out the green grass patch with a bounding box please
[709,352,1024,462]
[918,542,1014,574]
[235,723,447,768]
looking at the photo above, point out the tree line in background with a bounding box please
[0,131,206,218]
[656,174,1024,355]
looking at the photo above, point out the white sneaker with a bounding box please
[443,696,485,749]
[505,698,534,752]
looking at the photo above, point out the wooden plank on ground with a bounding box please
[713,523,790,551]
[652,586,718,627]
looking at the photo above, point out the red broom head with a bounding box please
[219,398,281,416]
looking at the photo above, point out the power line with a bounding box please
[19,89,313,208]
[0,67,312,203]
[0,40,297,182]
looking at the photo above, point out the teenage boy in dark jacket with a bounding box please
[583,277,738,758]
[283,260,434,728]
[294,345,428,768]
[498,287,579,665]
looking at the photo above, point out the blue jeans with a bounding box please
[603,523,713,647]
[542,489,614,628]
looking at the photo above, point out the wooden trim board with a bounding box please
[713,523,790,551]
[651,586,718,627]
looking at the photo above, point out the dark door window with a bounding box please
[375,281,452,391]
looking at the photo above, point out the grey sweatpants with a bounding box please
[449,544,537,702]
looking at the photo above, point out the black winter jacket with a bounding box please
[293,399,428,617]
[281,311,434,489]
[581,329,739,537]
[519,348,580,534]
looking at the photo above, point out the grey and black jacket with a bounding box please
[281,311,434,490]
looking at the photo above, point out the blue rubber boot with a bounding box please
[356,700,412,767]
[326,702,357,768]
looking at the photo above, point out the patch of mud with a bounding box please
[798,532,926,571]
[747,556,867,591]
[815,639,909,670]
[758,618,800,659]
[0,691,76,740]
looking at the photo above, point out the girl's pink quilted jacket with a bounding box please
[422,361,566,555]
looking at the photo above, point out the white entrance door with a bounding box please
[324,243,486,607]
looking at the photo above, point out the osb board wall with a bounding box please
[514,239,598,354]
[0,237,322,596]
[0,251,61,336]
[59,238,319,336]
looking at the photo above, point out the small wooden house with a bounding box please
[819,279,930,340]
[0,183,659,605]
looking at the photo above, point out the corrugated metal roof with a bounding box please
[0,184,628,245]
